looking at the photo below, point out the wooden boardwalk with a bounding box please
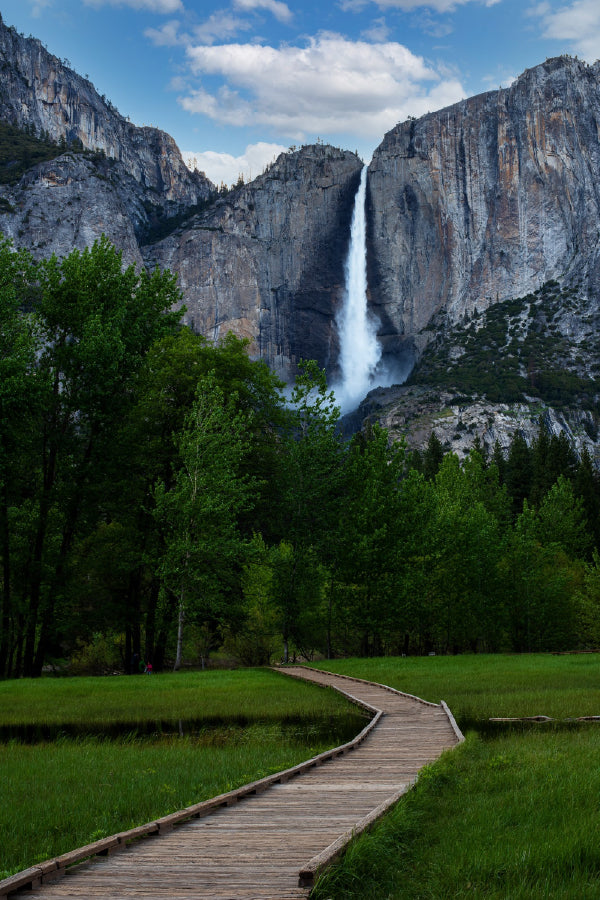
[2,667,462,900]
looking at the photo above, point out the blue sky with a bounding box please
[2,0,599,186]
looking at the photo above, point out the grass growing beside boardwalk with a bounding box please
[0,668,360,878]
[311,654,600,722]
[309,656,600,899]
[1,724,336,879]
[312,730,600,899]
[0,668,352,729]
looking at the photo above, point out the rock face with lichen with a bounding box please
[366,56,600,372]
[4,10,600,453]
[143,146,362,380]
[0,14,211,207]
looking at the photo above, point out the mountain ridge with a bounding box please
[2,13,600,458]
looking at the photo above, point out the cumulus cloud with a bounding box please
[361,17,391,41]
[193,11,254,44]
[535,0,600,61]
[182,141,288,186]
[84,0,183,11]
[233,0,293,23]
[180,33,465,140]
[145,19,184,46]
[343,0,499,10]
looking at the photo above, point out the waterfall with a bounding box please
[333,165,383,414]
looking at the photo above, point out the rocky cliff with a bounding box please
[0,14,212,208]
[3,10,600,454]
[0,16,362,381]
[367,56,600,369]
[143,147,362,379]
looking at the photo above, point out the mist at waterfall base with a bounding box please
[332,166,405,416]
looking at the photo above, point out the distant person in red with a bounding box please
[144,661,153,674]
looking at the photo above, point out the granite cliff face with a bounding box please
[367,56,600,369]
[0,16,363,381]
[3,11,600,451]
[144,147,362,379]
[0,15,211,208]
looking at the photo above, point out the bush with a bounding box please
[69,632,124,675]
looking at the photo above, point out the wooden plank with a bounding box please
[3,667,462,900]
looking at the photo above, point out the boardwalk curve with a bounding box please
[2,667,463,900]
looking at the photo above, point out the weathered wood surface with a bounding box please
[3,666,462,900]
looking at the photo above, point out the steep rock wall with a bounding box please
[0,14,213,207]
[367,57,600,365]
[144,146,363,380]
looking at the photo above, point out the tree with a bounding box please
[334,424,407,657]
[536,475,590,560]
[154,376,254,670]
[505,432,533,516]
[422,431,445,480]
[267,360,345,658]
[0,237,40,676]
[426,453,504,653]
[16,237,181,676]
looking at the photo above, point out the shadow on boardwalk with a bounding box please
[1,667,463,900]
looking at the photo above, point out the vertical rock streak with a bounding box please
[334,166,382,413]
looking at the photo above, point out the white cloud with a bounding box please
[84,0,182,11]
[338,0,370,10]
[535,0,600,61]
[180,33,466,140]
[344,0,501,10]
[361,17,391,41]
[233,0,293,23]
[182,141,288,186]
[144,19,184,46]
[193,11,253,44]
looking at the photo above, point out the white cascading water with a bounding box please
[333,165,383,414]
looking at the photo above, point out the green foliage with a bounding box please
[153,375,255,669]
[2,233,600,673]
[0,121,68,184]
[313,730,600,900]
[409,281,600,409]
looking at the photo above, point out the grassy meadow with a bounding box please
[311,653,600,722]
[0,668,360,878]
[4,655,600,897]
[0,667,354,729]
[310,654,600,899]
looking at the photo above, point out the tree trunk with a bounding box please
[173,585,185,671]
[0,479,11,677]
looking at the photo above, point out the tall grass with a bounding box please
[309,656,600,899]
[313,730,600,899]
[1,724,336,878]
[0,668,351,728]
[0,668,360,878]
[312,654,600,722]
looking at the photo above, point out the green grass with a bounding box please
[308,656,600,899]
[0,668,361,878]
[0,668,352,729]
[0,724,336,878]
[313,731,600,899]
[310,654,600,724]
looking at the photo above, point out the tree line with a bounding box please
[2,234,600,678]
